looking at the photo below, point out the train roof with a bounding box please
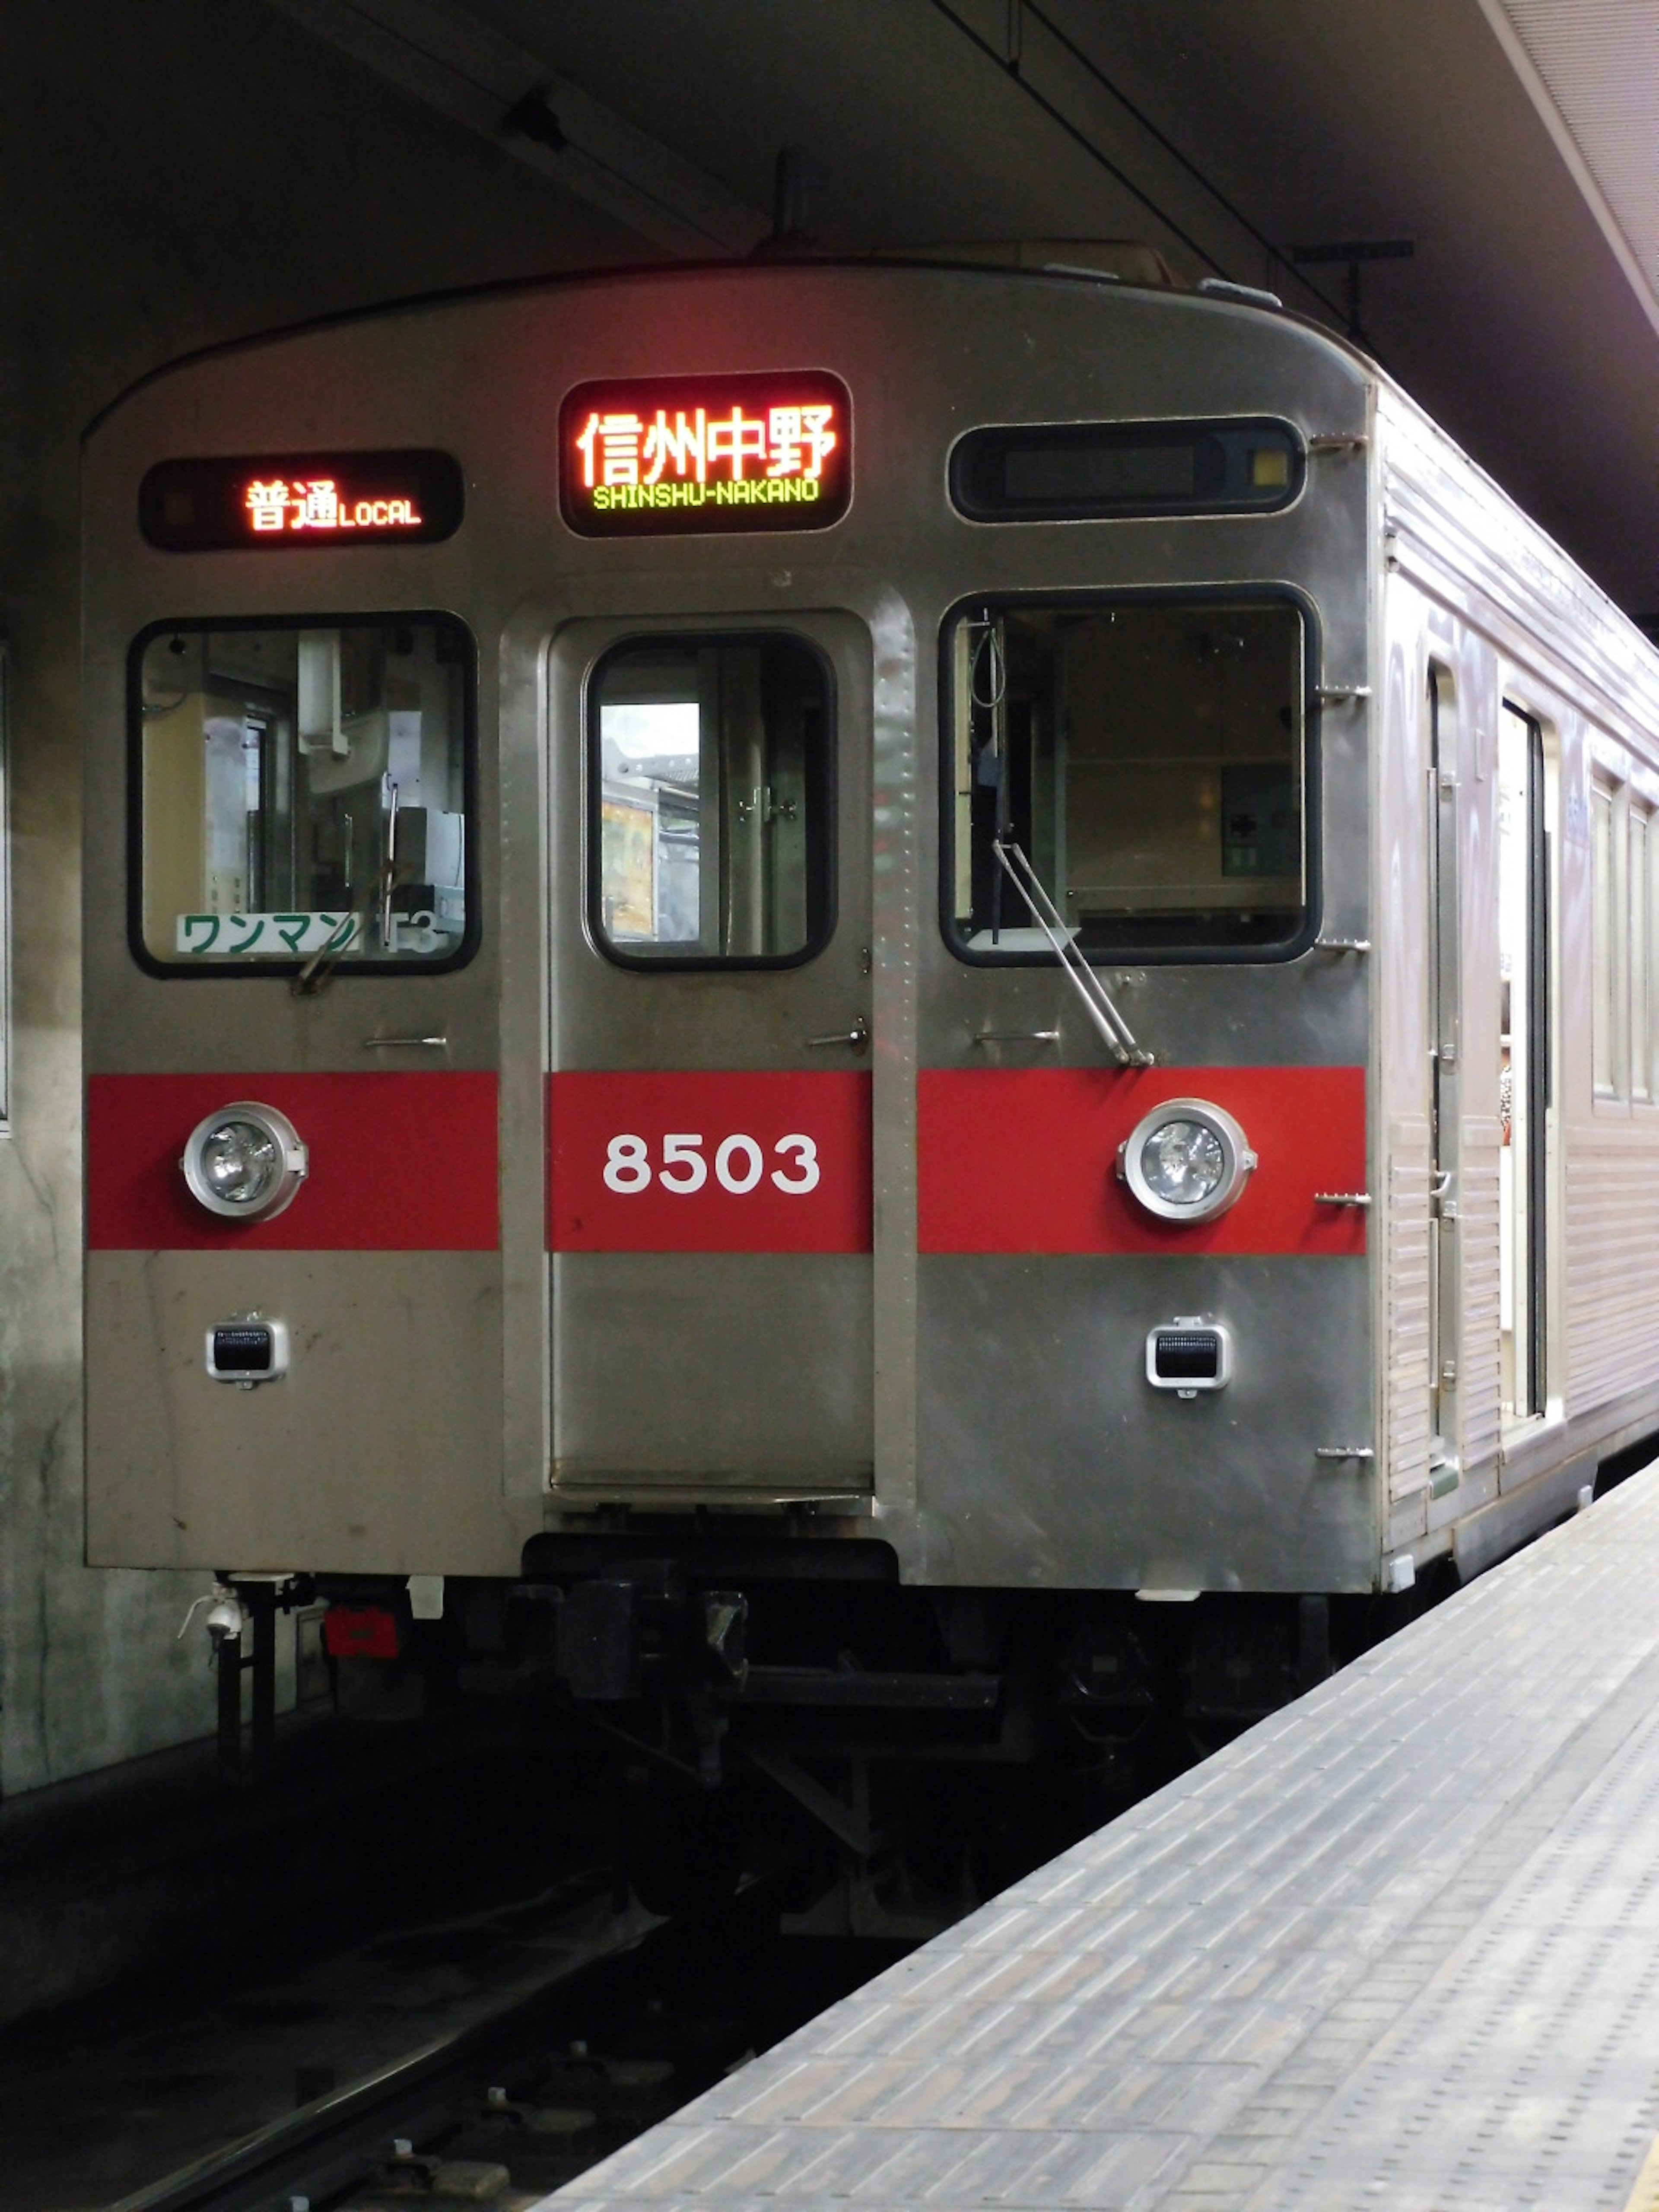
[85,249,1362,442]
[81,250,1659,716]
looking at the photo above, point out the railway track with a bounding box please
[105,1871,906,2212]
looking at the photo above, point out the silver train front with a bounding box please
[79,263,1659,1753]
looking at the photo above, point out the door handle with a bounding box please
[807,1017,869,1055]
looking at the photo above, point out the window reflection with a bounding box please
[137,619,470,967]
[592,636,831,964]
[948,598,1306,957]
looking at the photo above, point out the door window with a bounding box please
[589,634,833,966]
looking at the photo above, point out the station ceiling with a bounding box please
[268,0,1659,622]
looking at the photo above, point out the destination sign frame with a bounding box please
[560,372,852,538]
[139,450,465,552]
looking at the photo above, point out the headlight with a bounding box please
[1119,1098,1255,1224]
[181,1102,308,1222]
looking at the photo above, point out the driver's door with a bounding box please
[547,611,874,1499]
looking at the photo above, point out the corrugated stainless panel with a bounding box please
[1378,381,1659,1558]
[1379,395,1659,748]
[1386,1135,1432,1509]
[1457,1124,1504,1483]
[1566,1129,1659,1414]
[542,1462,1659,2211]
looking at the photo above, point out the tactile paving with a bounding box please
[542,1466,1659,2210]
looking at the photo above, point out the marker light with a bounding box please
[181,1102,308,1223]
[1119,1099,1256,1224]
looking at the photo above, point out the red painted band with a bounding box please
[87,1072,499,1251]
[918,1065,1366,1255]
[550,1069,872,1254]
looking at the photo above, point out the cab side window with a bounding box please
[945,595,1309,960]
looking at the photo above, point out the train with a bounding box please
[81,248,1659,1904]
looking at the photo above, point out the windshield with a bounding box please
[134,617,471,970]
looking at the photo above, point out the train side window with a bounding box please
[133,617,474,973]
[588,635,833,967]
[944,596,1309,959]
[1590,777,1624,1098]
[1498,702,1551,1421]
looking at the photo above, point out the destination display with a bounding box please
[139,450,465,551]
[560,372,852,537]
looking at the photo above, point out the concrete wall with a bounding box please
[0,0,641,1796]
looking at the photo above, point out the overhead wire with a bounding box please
[1017,0,1348,323]
[925,0,1229,280]
[926,0,1348,327]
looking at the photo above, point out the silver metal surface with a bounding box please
[543,1463,1659,2211]
[914,1254,1374,1592]
[86,1251,514,1574]
[549,1253,872,1493]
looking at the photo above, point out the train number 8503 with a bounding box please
[602,1132,822,1195]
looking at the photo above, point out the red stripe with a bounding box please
[918,1065,1366,1255]
[87,1072,499,1251]
[549,1070,872,1253]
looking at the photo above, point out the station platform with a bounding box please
[542,1460,1659,2211]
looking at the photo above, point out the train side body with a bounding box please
[1374,388,1659,1573]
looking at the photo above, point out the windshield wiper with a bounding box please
[991,838,1153,1067]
